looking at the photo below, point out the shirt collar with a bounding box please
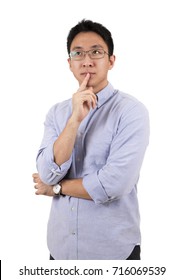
[96,83,115,108]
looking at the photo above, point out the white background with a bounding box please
[0,0,183,278]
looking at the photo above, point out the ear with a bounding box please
[67,58,72,71]
[108,55,116,70]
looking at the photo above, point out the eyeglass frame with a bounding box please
[69,48,110,61]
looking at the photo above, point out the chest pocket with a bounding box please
[82,128,113,174]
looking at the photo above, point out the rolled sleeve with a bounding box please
[37,142,72,185]
[83,171,109,204]
[36,101,72,185]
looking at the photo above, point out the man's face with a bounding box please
[68,32,115,94]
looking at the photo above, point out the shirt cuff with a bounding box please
[82,171,109,204]
[50,158,72,176]
[37,143,72,184]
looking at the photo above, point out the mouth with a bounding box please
[81,72,95,76]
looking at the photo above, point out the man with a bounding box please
[33,19,149,260]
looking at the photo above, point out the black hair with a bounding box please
[67,19,114,56]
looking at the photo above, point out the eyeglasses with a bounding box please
[69,49,109,61]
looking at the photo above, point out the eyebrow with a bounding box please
[71,44,104,51]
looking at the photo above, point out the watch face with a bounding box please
[53,184,61,195]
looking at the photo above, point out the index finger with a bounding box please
[77,73,90,92]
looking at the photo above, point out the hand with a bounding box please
[32,173,54,196]
[71,73,97,123]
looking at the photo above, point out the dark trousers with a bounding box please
[126,245,141,260]
[50,245,140,260]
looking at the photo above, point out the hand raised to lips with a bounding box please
[71,73,98,123]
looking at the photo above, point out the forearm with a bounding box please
[53,117,80,166]
[61,178,92,200]
[33,173,92,200]
[54,75,97,166]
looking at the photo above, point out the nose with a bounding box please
[82,54,94,67]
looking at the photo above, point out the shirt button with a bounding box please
[71,207,74,211]
[72,232,76,235]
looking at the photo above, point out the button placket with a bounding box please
[68,198,79,259]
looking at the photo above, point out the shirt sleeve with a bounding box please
[82,102,150,204]
[36,105,72,185]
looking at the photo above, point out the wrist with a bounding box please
[53,181,63,196]
[68,115,81,127]
[59,181,64,195]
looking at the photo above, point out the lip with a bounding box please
[81,72,96,77]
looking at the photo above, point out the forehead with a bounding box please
[70,32,107,50]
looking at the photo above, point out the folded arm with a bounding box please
[34,102,149,203]
[33,173,92,200]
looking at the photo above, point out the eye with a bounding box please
[71,51,83,57]
[75,51,82,56]
[91,49,102,55]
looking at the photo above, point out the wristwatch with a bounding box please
[53,183,62,196]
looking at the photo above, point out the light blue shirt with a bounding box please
[36,83,149,259]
